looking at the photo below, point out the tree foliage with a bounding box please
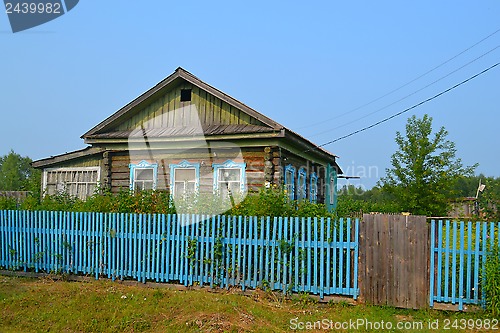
[379,115,476,216]
[0,150,41,192]
[336,184,401,216]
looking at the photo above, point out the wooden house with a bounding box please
[33,68,342,210]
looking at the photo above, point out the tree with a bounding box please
[0,150,40,192]
[379,114,477,216]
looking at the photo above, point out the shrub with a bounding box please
[5,186,342,218]
[483,246,500,316]
[0,196,17,210]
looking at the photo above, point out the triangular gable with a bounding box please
[82,67,283,138]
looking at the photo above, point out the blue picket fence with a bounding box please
[430,219,500,310]
[0,210,359,299]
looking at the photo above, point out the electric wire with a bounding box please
[308,44,500,138]
[310,62,500,149]
[297,28,500,130]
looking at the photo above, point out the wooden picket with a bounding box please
[430,220,500,310]
[0,210,359,299]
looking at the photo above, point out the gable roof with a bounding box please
[81,67,340,168]
[83,67,283,138]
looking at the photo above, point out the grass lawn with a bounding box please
[0,275,497,332]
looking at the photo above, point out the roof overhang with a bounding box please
[32,147,105,169]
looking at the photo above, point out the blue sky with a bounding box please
[1,1,499,190]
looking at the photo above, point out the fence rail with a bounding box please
[0,210,359,299]
[430,219,500,310]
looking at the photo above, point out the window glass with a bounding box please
[329,176,335,205]
[129,161,158,192]
[218,168,242,197]
[310,173,318,203]
[298,168,307,201]
[284,165,295,200]
[169,161,200,198]
[43,168,100,200]
[173,168,196,198]
[136,168,154,180]
[213,160,246,198]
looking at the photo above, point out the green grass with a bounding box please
[0,275,497,332]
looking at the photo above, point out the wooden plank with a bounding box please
[359,214,429,309]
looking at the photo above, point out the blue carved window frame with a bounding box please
[129,160,158,191]
[297,168,307,201]
[326,164,338,212]
[310,172,318,203]
[213,160,246,195]
[284,164,296,200]
[169,160,200,198]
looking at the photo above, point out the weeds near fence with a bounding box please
[483,246,500,316]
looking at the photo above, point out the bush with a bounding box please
[4,187,341,218]
[336,195,401,217]
[483,246,500,316]
[0,196,18,210]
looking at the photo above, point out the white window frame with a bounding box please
[169,160,200,198]
[129,160,158,191]
[310,172,318,203]
[213,160,246,196]
[284,164,296,200]
[42,167,100,199]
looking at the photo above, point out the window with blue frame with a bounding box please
[284,164,296,200]
[310,172,318,203]
[129,160,158,191]
[297,168,307,201]
[169,160,200,198]
[329,176,335,205]
[213,160,246,198]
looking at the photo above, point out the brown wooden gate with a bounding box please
[358,214,429,309]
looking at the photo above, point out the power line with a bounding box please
[297,28,500,130]
[309,44,500,138]
[313,62,500,149]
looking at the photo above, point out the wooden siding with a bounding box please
[113,83,265,132]
[109,147,271,193]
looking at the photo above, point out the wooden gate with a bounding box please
[358,214,429,309]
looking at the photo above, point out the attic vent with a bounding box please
[180,89,192,102]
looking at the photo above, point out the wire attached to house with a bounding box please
[311,62,500,149]
[297,28,500,130]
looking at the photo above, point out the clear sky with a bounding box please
[1,1,499,190]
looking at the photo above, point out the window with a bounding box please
[43,167,100,200]
[310,172,318,203]
[129,160,158,191]
[326,164,338,212]
[169,160,200,198]
[180,89,192,102]
[297,168,307,201]
[213,160,246,198]
[284,164,295,200]
[329,176,335,205]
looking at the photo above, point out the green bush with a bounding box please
[0,196,18,210]
[336,195,401,217]
[18,190,176,214]
[1,186,343,218]
[483,246,500,316]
